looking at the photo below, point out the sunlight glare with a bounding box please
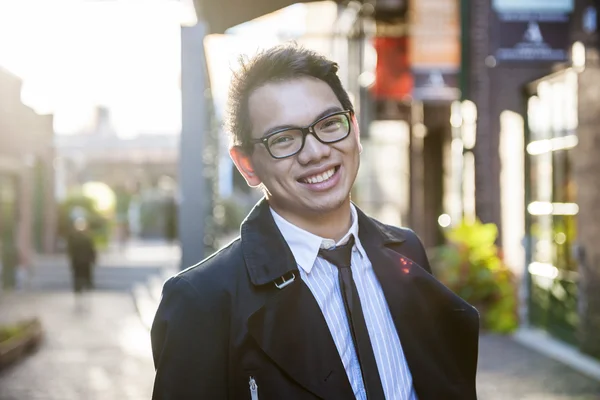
[0,0,182,136]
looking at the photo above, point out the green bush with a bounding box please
[215,197,251,234]
[0,323,27,343]
[57,192,110,249]
[430,219,518,333]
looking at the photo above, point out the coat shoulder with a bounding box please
[371,218,432,274]
[369,217,423,248]
[171,237,245,296]
[382,222,417,241]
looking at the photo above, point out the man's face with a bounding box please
[232,76,361,221]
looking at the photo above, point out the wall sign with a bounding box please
[493,0,574,14]
[371,37,413,101]
[408,0,460,101]
[493,0,573,64]
[412,68,460,101]
[583,6,597,34]
[495,14,571,62]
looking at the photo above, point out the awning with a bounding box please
[193,0,408,34]
[194,0,313,33]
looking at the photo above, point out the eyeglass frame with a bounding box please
[248,110,354,159]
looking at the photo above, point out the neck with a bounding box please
[271,201,352,242]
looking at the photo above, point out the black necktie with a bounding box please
[318,236,386,400]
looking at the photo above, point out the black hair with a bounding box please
[225,43,354,153]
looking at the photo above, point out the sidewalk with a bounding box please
[0,239,177,400]
[8,239,180,292]
[478,334,600,399]
[0,291,155,400]
[30,238,181,270]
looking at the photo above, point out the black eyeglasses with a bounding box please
[249,110,353,159]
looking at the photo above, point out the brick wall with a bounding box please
[574,56,600,358]
[467,0,494,225]
[466,2,554,243]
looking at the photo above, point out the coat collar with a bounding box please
[240,197,407,286]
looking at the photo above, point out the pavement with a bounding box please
[1,239,600,399]
[477,335,600,399]
[0,291,154,400]
[0,239,179,400]
[20,239,180,292]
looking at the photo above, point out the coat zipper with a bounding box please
[249,376,259,400]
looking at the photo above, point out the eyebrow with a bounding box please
[261,106,345,137]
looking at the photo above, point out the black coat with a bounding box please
[151,199,480,399]
[66,230,96,268]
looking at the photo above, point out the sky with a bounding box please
[0,0,333,138]
[0,0,186,137]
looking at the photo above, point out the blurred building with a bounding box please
[0,67,56,287]
[54,107,178,195]
[54,106,179,240]
[34,0,186,243]
[465,0,600,360]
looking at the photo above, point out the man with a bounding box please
[151,45,479,399]
[66,217,96,293]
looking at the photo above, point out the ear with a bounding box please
[351,113,363,154]
[230,146,262,187]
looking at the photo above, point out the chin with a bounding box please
[308,195,350,215]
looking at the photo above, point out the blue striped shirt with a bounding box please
[270,205,417,400]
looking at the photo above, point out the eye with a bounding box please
[270,135,296,145]
[320,116,345,131]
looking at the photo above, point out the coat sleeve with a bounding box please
[151,275,230,399]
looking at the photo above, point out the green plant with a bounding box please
[430,219,518,333]
[215,197,252,234]
[57,191,110,249]
[0,323,27,342]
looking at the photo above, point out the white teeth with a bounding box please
[302,168,335,184]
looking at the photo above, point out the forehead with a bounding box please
[247,76,342,138]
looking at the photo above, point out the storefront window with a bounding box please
[526,69,579,344]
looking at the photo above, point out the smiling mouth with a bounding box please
[298,166,340,184]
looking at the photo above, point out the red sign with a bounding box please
[371,36,413,101]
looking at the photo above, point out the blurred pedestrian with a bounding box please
[151,45,479,399]
[66,217,96,293]
[163,197,177,244]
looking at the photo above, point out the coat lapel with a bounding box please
[357,210,479,398]
[247,278,355,399]
[242,199,354,399]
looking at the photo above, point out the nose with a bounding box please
[297,131,331,165]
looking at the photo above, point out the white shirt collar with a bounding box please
[270,204,362,274]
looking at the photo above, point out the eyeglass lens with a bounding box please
[267,113,350,158]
